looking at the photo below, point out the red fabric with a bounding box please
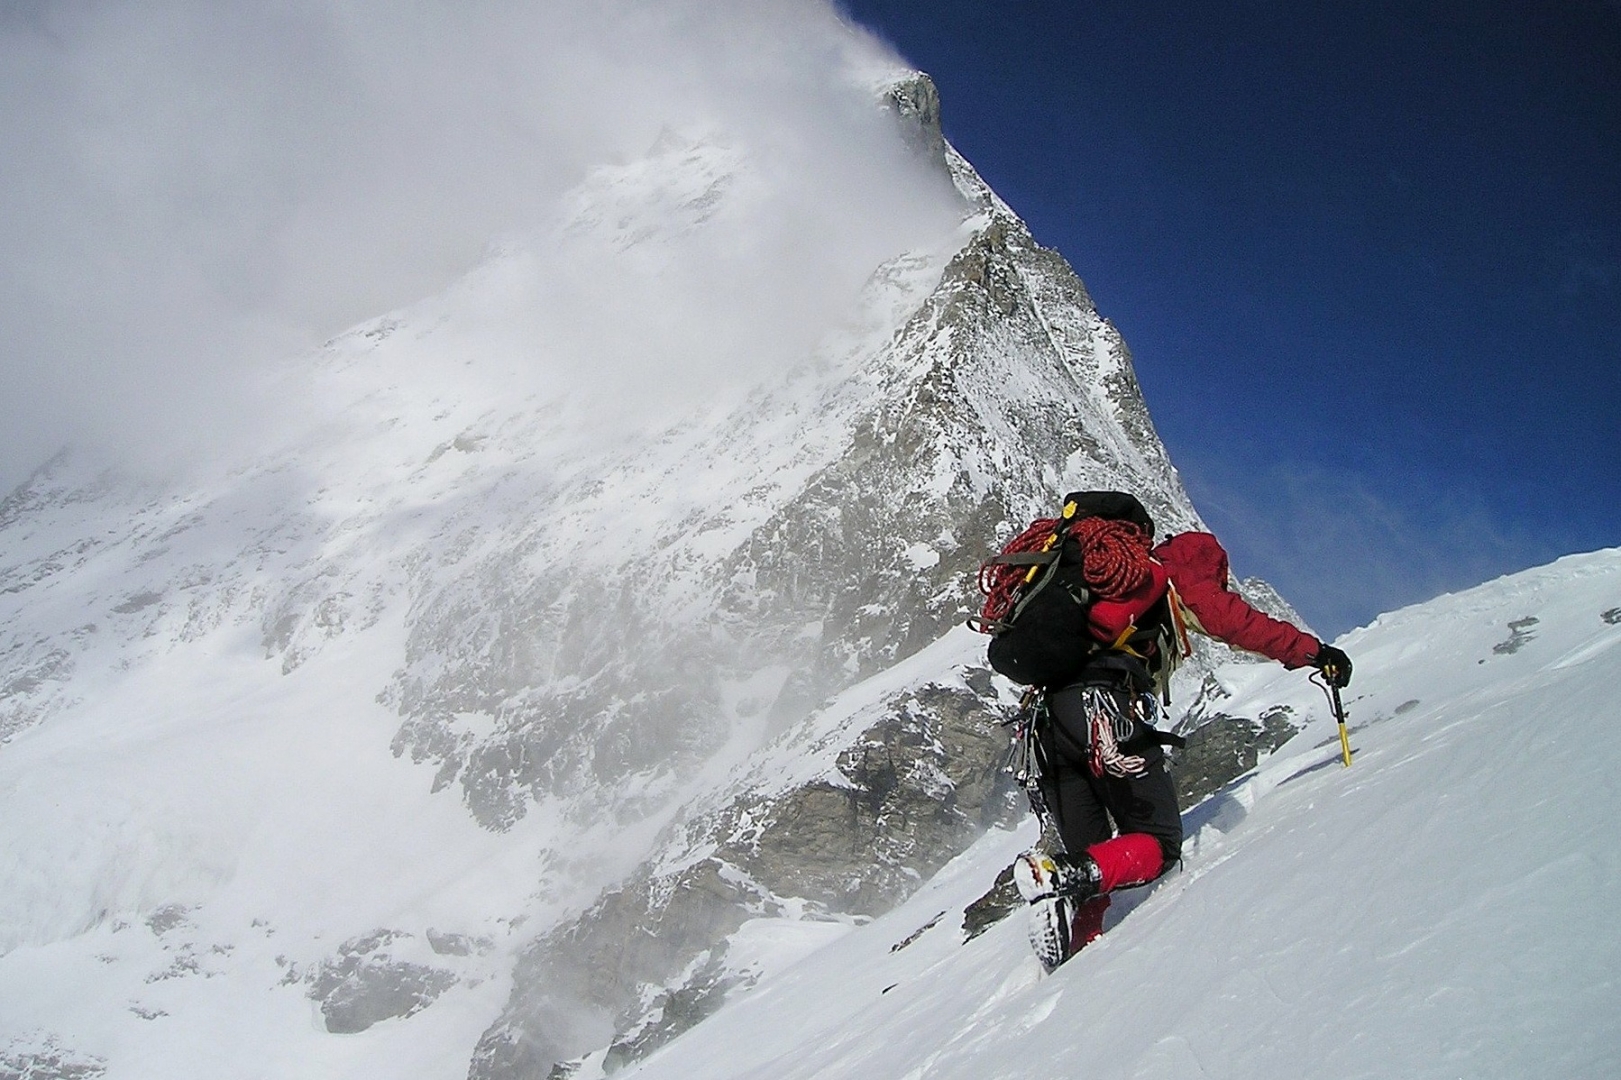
[1152,531,1321,669]
[1087,559,1168,644]
[1069,894,1111,951]
[1087,832,1165,891]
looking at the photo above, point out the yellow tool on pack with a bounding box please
[1025,499,1079,585]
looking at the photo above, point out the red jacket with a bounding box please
[1152,532,1320,669]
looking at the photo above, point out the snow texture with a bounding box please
[613,549,1621,1080]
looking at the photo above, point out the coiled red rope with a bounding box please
[1070,516,1153,600]
[975,515,1154,631]
[976,517,1060,628]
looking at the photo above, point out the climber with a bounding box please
[974,492,1352,970]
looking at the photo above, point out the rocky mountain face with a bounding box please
[462,77,1261,1078]
[381,77,1201,844]
[0,74,1308,1079]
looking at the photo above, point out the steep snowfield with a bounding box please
[612,549,1621,1080]
[0,603,533,1076]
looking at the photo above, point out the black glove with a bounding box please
[1311,644,1353,688]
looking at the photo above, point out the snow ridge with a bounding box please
[614,548,1621,1080]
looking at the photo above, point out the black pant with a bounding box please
[1035,683,1183,865]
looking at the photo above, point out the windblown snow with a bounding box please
[0,64,1185,1072]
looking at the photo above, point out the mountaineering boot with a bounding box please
[1026,894,1075,972]
[1026,892,1111,972]
[1013,849,1103,904]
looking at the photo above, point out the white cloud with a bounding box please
[0,0,961,491]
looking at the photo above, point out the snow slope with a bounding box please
[614,549,1621,1080]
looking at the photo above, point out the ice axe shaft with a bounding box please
[1311,670,1353,768]
[1330,682,1352,767]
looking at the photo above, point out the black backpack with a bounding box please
[975,491,1157,689]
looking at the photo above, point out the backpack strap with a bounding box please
[985,551,1061,567]
[1166,581,1194,659]
[1000,500,1083,624]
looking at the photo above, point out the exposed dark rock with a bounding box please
[962,865,1019,941]
[145,904,192,936]
[884,73,948,175]
[1492,616,1541,655]
[0,1036,106,1080]
[891,910,947,952]
[0,647,74,740]
[471,675,1022,1079]
[308,931,456,1034]
[601,949,739,1073]
[111,591,164,614]
[144,947,203,983]
[1170,706,1301,806]
[469,858,757,1079]
[427,929,489,956]
[730,685,1020,914]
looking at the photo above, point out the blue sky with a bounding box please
[841,0,1620,637]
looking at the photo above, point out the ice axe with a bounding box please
[1311,671,1353,767]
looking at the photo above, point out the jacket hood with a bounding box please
[1154,530,1229,584]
